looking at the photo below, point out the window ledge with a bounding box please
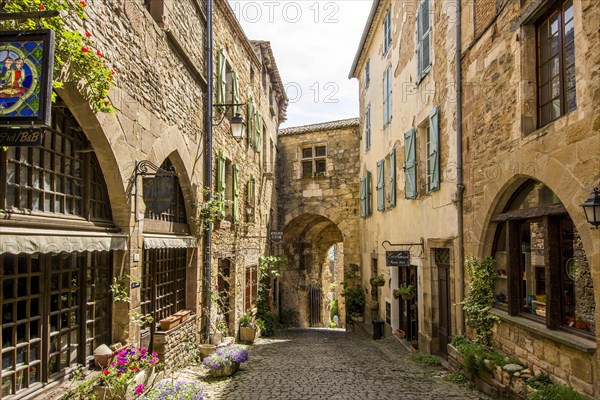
[491,309,596,353]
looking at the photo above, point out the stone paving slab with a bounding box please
[172,328,490,400]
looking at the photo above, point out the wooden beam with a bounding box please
[0,11,59,20]
[491,204,567,222]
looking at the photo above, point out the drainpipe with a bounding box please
[455,0,466,336]
[203,0,214,342]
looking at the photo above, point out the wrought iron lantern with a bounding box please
[581,187,600,228]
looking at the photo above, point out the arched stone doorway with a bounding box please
[280,214,351,328]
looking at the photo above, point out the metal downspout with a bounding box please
[203,0,214,342]
[456,0,466,336]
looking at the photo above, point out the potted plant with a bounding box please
[239,312,257,344]
[395,283,415,301]
[369,300,379,310]
[202,345,249,378]
[138,380,203,399]
[341,286,366,320]
[369,275,386,287]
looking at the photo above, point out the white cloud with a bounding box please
[228,0,373,128]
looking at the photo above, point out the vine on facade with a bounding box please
[191,187,230,236]
[1,0,115,113]
[256,256,285,337]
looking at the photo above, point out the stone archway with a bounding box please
[280,213,352,328]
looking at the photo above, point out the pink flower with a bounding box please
[134,384,144,395]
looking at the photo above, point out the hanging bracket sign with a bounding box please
[270,231,283,244]
[386,251,411,267]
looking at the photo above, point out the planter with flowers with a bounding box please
[202,345,249,378]
[139,379,204,400]
[91,346,162,399]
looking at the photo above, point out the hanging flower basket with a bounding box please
[401,293,415,301]
[369,275,385,287]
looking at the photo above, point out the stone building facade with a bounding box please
[350,0,463,353]
[460,0,599,396]
[0,1,286,399]
[277,119,361,328]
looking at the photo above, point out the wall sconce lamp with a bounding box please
[213,103,246,142]
[581,187,600,228]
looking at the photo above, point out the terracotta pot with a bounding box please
[174,310,191,322]
[93,344,114,368]
[199,344,216,360]
[159,315,181,331]
[208,361,240,378]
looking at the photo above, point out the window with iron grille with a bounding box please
[536,0,576,127]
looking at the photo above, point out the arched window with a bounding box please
[492,180,595,337]
[1,104,112,222]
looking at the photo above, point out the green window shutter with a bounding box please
[232,71,240,115]
[216,150,223,192]
[377,160,385,211]
[367,170,373,215]
[390,148,396,207]
[246,99,254,147]
[255,112,262,152]
[404,129,417,199]
[233,164,239,222]
[247,177,255,223]
[217,48,226,106]
[428,106,440,192]
[359,177,366,218]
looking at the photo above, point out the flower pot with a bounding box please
[210,332,222,345]
[174,310,191,322]
[93,344,114,368]
[393,291,400,299]
[369,302,379,310]
[159,315,181,331]
[401,294,415,301]
[239,327,257,344]
[208,361,240,378]
[199,344,217,360]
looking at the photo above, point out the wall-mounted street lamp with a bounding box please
[213,103,246,142]
[581,187,600,228]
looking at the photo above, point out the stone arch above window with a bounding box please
[491,179,595,338]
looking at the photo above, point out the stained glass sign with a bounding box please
[0,30,54,128]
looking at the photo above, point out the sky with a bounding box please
[228,0,373,128]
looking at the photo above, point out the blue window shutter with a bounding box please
[404,129,417,199]
[428,106,440,192]
[387,67,392,122]
[417,5,422,79]
[233,164,239,222]
[377,160,385,211]
[383,71,388,125]
[390,148,396,207]
[359,177,366,218]
[367,171,373,215]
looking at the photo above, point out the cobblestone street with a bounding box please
[175,328,489,400]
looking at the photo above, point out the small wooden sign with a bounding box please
[270,231,283,244]
[0,128,44,146]
[386,250,410,267]
[143,175,175,215]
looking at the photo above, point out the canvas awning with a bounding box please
[143,234,197,249]
[0,227,128,254]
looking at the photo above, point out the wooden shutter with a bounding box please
[383,71,389,124]
[233,164,239,222]
[365,106,371,151]
[217,48,226,106]
[232,71,240,115]
[377,160,385,211]
[384,9,390,53]
[417,0,431,79]
[246,98,254,147]
[247,177,255,223]
[428,106,440,192]
[390,148,396,207]
[359,177,366,218]
[255,112,262,152]
[404,129,417,199]
[367,170,373,215]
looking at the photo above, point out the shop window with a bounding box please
[301,145,327,178]
[141,248,187,329]
[492,180,595,337]
[1,104,112,222]
[536,0,576,127]
[1,252,112,397]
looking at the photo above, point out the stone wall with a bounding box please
[153,315,198,370]
[277,120,361,327]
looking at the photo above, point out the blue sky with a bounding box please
[229,0,373,128]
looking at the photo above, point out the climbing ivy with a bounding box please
[1,0,115,113]
[256,256,285,337]
[462,256,500,345]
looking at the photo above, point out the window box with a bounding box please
[174,310,191,322]
[159,316,181,331]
